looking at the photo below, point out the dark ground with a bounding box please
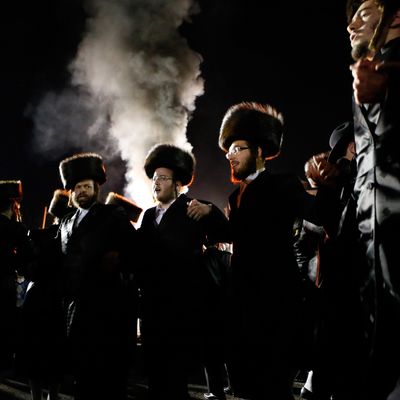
[0,345,306,399]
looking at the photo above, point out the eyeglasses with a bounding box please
[225,146,250,158]
[152,175,173,183]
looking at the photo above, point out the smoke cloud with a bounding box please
[31,0,204,212]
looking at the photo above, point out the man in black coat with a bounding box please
[218,102,316,400]
[0,180,32,375]
[138,143,231,400]
[345,1,400,398]
[57,152,138,400]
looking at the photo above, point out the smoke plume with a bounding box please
[32,0,204,212]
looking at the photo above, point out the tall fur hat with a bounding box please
[144,144,196,186]
[328,121,354,163]
[219,101,284,160]
[105,192,143,223]
[0,180,23,201]
[59,152,106,190]
[48,189,74,219]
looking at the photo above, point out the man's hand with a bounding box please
[187,199,212,221]
[307,153,340,188]
[349,59,400,104]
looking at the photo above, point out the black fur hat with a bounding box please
[0,180,23,201]
[219,102,284,160]
[144,144,195,186]
[48,189,74,219]
[328,121,354,163]
[105,192,143,223]
[59,152,106,190]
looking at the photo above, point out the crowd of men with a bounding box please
[1,1,400,399]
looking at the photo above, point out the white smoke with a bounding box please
[32,0,204,212]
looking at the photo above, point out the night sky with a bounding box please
[1,0,353,228]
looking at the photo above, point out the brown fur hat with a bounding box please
[48,189,74,218]
[219,101,284,160]
[59,152,106,190]
[0,180,23,201]
[105,192,143,223]
[144,144,195,186]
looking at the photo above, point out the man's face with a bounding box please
[225,140,257,183]
[347,0,381,60]
[72,179,97,209]
[151,167,177,204]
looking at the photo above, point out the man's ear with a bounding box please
[175,180,182,191]
[347,142,356,160]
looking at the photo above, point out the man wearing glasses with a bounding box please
[218,101,316,400]
[138,143,231,400]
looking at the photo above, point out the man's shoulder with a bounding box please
[256,170,301,185]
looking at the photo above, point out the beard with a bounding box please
[230,156,257,183]
[351,41,370,61]
[72,193,97,209]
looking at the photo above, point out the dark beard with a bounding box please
[351,41,370,61]
[231,156,257,182]
[73,194,96,209]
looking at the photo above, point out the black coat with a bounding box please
[0,214,32,370]
[58,202,138,376]
[351,36,400,398]
[226,169,316,396]
[138,193,230,348]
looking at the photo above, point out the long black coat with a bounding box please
[0,214,32,371]
[351,36,400,399]
[226,169,315,398]
[138,193,230,362]
[58,202,138,396]
[18,225,65,382]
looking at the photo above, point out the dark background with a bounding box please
[1,0,353,228]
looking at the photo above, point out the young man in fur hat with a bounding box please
[57,152,138,400]
[0,180,32,374]
[218,102,317,400]
[343,1,400,398]
[138,143,231,400]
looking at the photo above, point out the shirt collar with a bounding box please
[244,167,265,183]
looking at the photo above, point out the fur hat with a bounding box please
[0,180,23,201]
[328,121,354,163]
[48,189,74,219]
[144,144,195,186]
[105,192,143,223]
[59,152,106,190]
[219,101,284,160]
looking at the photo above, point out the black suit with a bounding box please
[350,37,400,400]
[138,193,230,400]
[59,202,138,400]
[0,214,32,372]
[226,170,315,399]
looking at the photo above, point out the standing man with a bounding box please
[138,143,231,400]
[346,1,400,399]
[0,180,32,375]
[298,122,367,400]
[218,102,316,399]
[57,152,138,400]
